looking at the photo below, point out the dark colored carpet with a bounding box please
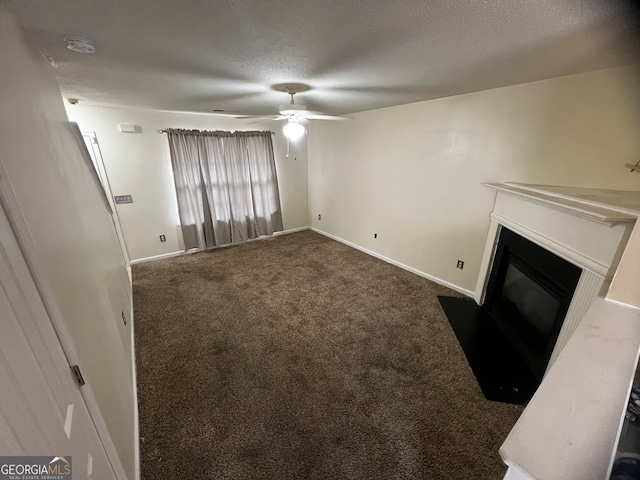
[133,230,523,480]
[437,296,538,404]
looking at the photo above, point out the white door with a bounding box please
[0,201,117,480]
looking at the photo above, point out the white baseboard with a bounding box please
[310,227,474,298]
[129,227,311,265]
[130,250,185,265]
[274,226,310,236]
[129,299,141,480]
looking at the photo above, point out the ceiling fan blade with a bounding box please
[208,112,284,120]
[207,112,247,118]
[249,116,288,121]
[306,114,350,121]
[246,116,288,125]
[237,114,281,119]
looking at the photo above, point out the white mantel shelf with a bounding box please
[484,182,639,226]
[502,298,640,480]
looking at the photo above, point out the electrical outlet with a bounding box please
[121,311,126,326]
[159,234,166,242]
[456,260,464,270]
[318,214,321,221]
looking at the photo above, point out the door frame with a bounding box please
[0,163,131,479]
[81,130,131,267]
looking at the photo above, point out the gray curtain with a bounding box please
[167,129,283,250]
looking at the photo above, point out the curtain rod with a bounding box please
[158,129,275,135]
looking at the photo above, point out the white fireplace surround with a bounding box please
[475,183,637,372]
[475,183,640,480]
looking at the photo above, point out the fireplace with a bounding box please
[484,227,582,381]
[492,188,640,479]
[439,184,635,404]
[476,183,636,376]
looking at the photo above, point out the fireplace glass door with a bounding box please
[485,227,581,381]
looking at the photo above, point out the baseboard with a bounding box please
[130,250,185,265]
[310,227,474,298]
[605,296,640,312]
[129,298,141,480]
[274,226,310,236]
[130,227,311,265]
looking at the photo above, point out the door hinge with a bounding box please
[71,365,85,387]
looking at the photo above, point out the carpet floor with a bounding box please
[133,230,523,479]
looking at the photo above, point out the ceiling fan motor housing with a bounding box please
[279,104,308,116]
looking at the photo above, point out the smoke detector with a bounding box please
[64,37,96,54]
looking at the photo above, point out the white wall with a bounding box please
[608,219,640,308]
[66,105,309,261]
[308,66,640,294]
[0,7,135,478]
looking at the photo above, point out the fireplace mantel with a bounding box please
[476,183,637,372]
[479,183,640,480]
[484,182,639,225]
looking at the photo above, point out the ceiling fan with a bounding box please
[215,83,349,139]
[274,85,346,119]
[279,87,348,139]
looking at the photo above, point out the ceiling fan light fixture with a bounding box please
[279,104,307,116]
[283,121,305,140]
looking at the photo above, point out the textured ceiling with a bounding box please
[4,0,640,116]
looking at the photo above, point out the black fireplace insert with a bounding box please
[484,227,582,381]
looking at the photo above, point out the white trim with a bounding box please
[490,212,611,277]
[474,220,500,304]
[485,183,638,225]
[130,250,185,265]
[80,130,131,267]
[129,297,141,480]
[129,227,311,265]
[502,461,536,480]
[606,297,640,311]
[310,227,473,297]
[274,226,310,236]
[546,270,605,371]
